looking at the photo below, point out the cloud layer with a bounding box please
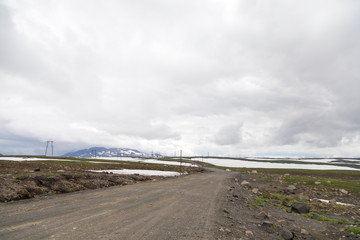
[1,0,360,157]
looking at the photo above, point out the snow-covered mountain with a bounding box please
[62,147,162,158]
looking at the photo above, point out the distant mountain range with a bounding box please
[62,147,162,158]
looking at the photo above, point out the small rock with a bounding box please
[287,185,297,191]
[311,214,319,219]
[245,230,253,236]
[301,229,309,235]
[225,228,231,233]
[241,180,251,187]
[339,189,348,194]
[291,202,310,214]
[252,188,259,194]
[281,229,294,240]
[315,181,321,185]
[282,200,291,207]
[284,173,290,176]
[252,170,258,174]
[232,194,239,198]
[329,198,337,204]
[261,221,273,227]
[223,209,230,214]
[234,178,239,182]
[57,170,65,173]
[278,219,287,224]
[258,211,269,220]
[225,169,231,172]
[298,193,309,201]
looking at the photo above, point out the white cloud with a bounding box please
[0,0,360,156]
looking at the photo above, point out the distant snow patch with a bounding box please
[91,169,181,176]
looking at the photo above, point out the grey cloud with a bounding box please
[214,124,243,146]
[1,1,360,156]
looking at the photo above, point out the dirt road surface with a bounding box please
[0,169,232,240]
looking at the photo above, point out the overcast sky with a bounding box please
[1,0,360,157]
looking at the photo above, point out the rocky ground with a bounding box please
[1,159,359,239]
[0,159,204,202]
[214,170,360,240]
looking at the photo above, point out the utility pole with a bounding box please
[180,149,182,175]
[45,141,54,157]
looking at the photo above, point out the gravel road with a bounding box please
[0,169,231,240]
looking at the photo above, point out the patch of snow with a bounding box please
[90,169,181,176]
[191,158,359,171]
[0,157,73,162]
[311,199,355,207]
[95,157,198,167]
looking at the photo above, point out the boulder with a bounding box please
[291,202,310,214]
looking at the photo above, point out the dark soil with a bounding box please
[214,170,360,240]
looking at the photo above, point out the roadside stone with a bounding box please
[245,230,253,236]
[278,219,287,224]
[301,229,309,235]
[339,189,348,194]
[223,208,230,214]
[258,211,269,220]
[282,200,291,207]
[261,221,273,227]
[241,180,251,187]
[287,185,296,191]
[252,188,259,194]
[291,202,310,214]
[298,192,309,201]
[311,214,319,219]
[280,229,294,240]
